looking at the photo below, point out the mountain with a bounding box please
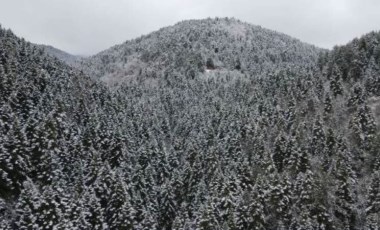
[80,18,322,85]
[1,19,380,229]
[39,44,82,66]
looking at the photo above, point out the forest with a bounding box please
[0,18,380,229]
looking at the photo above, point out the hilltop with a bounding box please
[80,18,322,85]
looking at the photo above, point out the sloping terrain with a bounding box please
[0,19,380,229]
[80,18,321,86]
[39,44,82,66]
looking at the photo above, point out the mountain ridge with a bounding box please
[39,44,83,66]
[79,17,323,86]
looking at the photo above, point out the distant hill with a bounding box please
[39,44,82,66]
[80,18,322,85]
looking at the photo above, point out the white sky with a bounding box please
[0,0,379,55]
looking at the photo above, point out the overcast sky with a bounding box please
[0,0,379,55]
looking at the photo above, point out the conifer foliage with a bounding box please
[0,19,380,229]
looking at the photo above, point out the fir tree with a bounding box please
[366,171,380,228]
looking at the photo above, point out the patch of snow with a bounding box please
[199,69,248,85]
[219,21,247,38]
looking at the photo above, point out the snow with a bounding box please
[219,20,248,38]
[368,96,380,126]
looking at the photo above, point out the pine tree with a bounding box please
[0,110,30,198]
[196,201,218,230]
[266,173,292,228]
[311,117,325,156]
[323,93,333,120]
[323,128,336,171]
[296,170,314,207]
[157,184,177,229]
[333,146,357,229]
[366,171,380,228]
[106,173,136,230]
[330,65,344,97]
[172,203,191,230]
[214,178,239,229]
[347,84,365,108]
[34,186,63,229]
[82,188,107,230]
[241,183,267,230]
[350,105,376,151]
[134,201,157,230]
[246,199,266,229]
[0,198,12,229]
[273,132,287,173]
[15,179,41,229]
[235,204,249,230]
[287,144,310,176]
[364,57,380,95]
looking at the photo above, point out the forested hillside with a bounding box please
[0,19,380,229]
[80,18,321,86]
[39,44,82,67]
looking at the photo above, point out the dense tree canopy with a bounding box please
[0,18,380,229]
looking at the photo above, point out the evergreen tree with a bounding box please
[83,188,107,230]
[196,201,218,230]
[366,171,380,228]
[323,128,336,171]
[330,65,344,97]
[323,93,333,120]
[333,146,358,229]
[0,111,29,198]
[106,173,136,230]
[266,173,292,228]
[157,184,177,229]
[311,117,325,156]
[273,132,288,173]
[15,179,41,229]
